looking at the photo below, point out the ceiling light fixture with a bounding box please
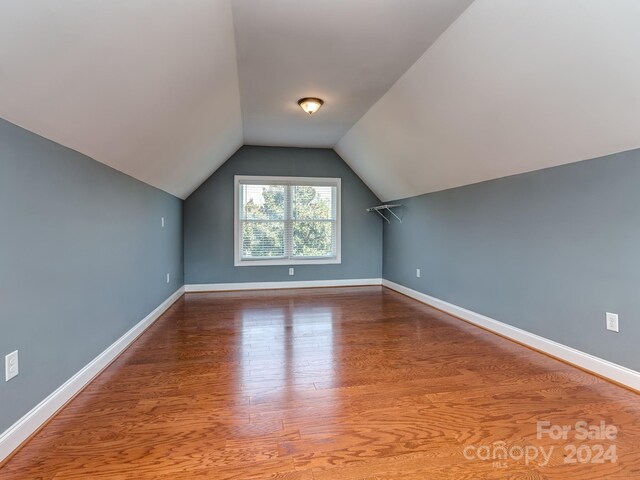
[298,97,324,115]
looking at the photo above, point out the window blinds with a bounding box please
[238,179,338,262]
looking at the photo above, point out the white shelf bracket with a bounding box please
[386,207,402,223]
[366,204,402,223]
[373,209,390,223]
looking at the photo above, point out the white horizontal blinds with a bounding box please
[239,179,338,261]
[240,183,287,259]
[290,185,336,258]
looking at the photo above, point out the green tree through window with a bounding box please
[238,179,339,263]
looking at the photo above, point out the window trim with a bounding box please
[234,175,342,267]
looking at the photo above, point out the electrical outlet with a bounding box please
[5,351,18,382]
[606,312,619,332]
[289,268,294,276]
[416,268,421,278]
[166,273,170,284]
[161,217,165,228]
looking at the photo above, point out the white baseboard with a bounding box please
[382,279,640,392]
[185,278,382,292]
[0,286,185,464]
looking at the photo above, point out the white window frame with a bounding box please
[234,175,342,266]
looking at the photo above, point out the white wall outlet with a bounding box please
[289,267,294,276]
[5,350,18,382]
[606,312,619,332]
[416,268,421,278]
[161,217,165,228]
[166,273,170,284]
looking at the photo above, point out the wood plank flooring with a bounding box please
[2,286,640,479]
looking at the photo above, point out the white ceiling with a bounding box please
[231,0,473,147]
[337,0,640,201]
[0,0,242,199]
[2,1,640,201]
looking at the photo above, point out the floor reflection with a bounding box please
[291,306,335,384]
[239,301,341,413]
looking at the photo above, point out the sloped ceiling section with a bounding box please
[232,0,474,148]
[336,0,640,202]
[0,0,242,199]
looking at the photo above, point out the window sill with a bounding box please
[235,257,341,267]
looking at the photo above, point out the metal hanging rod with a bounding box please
[366,204,402,223]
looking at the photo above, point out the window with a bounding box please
[235,176,341,266]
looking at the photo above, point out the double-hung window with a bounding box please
[235,176,341,266]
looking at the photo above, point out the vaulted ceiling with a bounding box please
[232,0,472,147]
[1,1,639,201]
[0,0,242,199]
[337,0,640,201]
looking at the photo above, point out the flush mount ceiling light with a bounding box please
[297,97,324,115]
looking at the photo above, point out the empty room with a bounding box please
[2,0,640,478]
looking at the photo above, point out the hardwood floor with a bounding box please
[2,286,640,479]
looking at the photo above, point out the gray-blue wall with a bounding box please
[0,119,183,433]
[184,146,382,284]
[383,149,640,370]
